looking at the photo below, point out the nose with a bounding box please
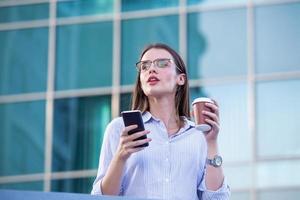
[148,62,157,73]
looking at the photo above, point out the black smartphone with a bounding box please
[121,110,149,147]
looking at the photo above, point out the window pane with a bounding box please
[121,0,178,12]
[121,15,179,85]
[224,165,252,190]
[0,28,48,95]
[120,93,132,112]
[51,177,94,193]
[52,96,111,172]
[231,192,250,200]
[57,0,113,18]
[187,9,247,79]
[191,83,251,162]
[258,189,300,200]
[0,4,49,23]
[255,3,300,74]
[188,0,246,6]
[0,181,43,191]
[0,101,45,176]
[56,22,113,90]
[256,80,300,158]
[257,160,300,188]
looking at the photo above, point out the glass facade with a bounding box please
[0,0,299,198]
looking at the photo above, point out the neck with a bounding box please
[148,95,180,134]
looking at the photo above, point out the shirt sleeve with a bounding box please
[197,135,231,200]
[197,172,231,200]
[91,118,124,195]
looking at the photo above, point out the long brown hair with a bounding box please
[131,43,190,127]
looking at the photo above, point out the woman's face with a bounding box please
[139,48,185,98]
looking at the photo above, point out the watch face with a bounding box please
[214,156,223,167]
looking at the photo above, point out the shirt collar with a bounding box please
[142,111,195,128]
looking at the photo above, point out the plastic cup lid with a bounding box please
[192,97,214,105]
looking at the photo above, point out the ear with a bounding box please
[177,74,186,86]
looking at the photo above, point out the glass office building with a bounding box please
[0,0,300,199]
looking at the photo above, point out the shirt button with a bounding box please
[165,178,169,182]
[165,141,169,145]
[165,158,169,162]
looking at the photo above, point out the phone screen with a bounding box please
[121,110,148,147]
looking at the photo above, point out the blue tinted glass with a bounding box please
[224,165,252,190]
[121,15,179,85]
[56,22,113,90]
[190,83,250,162]
[0,181,43,191]
[255,3,300,74]
[51,177,94,193]
[257,160,300,188]
[188,0,246,6]
[52,96,111,172]
[257,80,300,158]
[0,4,49,23]
[258,189,300,200]
[188,9,247,79]
[0,101,45,176]
[231,192,250,200]
[122,0,178,12]
[0,28,48,95]
[57,0,113,17]
[120,93,132,112]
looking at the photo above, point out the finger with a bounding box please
[127,147,145,154]
[128,130,150,141]
[202,111,219,123]
[205,118,220,131]
[205,102,219,115]
[127,138,152,148]
[121,125,138,136]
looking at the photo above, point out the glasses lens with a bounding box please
[156,59,170,68]
[139,61,151,71]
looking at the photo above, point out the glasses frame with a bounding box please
[135,58,183,73]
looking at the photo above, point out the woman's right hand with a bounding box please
[116,125,151,162]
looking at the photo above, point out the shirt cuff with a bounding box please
[91,179,103,195]
[200,177,231,199]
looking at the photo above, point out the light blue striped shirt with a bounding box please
[91,112,230,200]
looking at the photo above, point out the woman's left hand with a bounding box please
[202,100,220,143]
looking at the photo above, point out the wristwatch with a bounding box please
[206,155,223,167]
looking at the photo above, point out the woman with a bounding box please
[92,43,230,199]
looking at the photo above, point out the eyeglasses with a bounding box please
[136,58,182,73]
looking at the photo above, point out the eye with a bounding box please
[156,59,170,68]
[141,61,151,71]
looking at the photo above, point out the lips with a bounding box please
[147,76,160,84]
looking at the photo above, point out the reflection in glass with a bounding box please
[0,101,45,176]
[121,15,179,85]
[257,160,300,188]
[0,181,43,191]
[190,83,250,162]
[255,3,300,74]
[56,22,113,90]
[52,96,111,172]
[257,80,300,158]
[122,0,178,12]
[187,9,247,79]
[57,0,113,17]
[257,189,300,200]
[230,192,250,200]
[120,93,132,112]
[0,3,49,23]
[0,28,48,95]
[224,165,252,190]
[51,177,94,193]
[188,0,246,6]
